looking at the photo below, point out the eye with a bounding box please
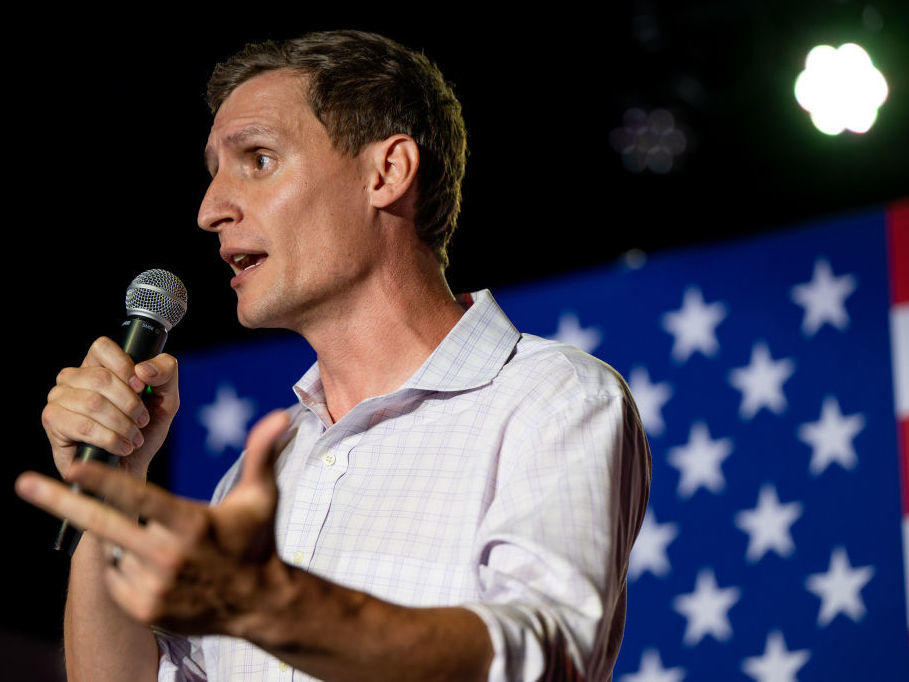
[252,152,276,173]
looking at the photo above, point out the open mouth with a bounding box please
[230,253,267,273]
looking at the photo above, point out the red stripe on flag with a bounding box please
[889,200,909,518]
[888,200,909,305]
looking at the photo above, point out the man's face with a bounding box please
[199,69,375,330]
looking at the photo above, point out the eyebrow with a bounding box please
[204,125,281,172]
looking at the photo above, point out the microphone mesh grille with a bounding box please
[124,269,188,331]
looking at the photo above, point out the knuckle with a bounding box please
[89,367,112,389]
[75,416,97,440]
[41,403,57,429]
[56,367,74,385]
[47,384,62,403]
[89,336,111,356]
[86,391,107,413]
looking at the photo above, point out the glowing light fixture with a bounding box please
[794,43,888,135]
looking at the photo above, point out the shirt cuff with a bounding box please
[464,601,578,681]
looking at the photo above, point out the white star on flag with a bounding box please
[673,567,741,645]
[628,367,673,437]
[728,342,795,419]
[741,630,811,682]
[797,396,866,476]
[629,508,679,580]
[548,311,603,354]
[620,649,686,682]
[734,484,803,563]
[790,258,857,336]
[661,286,727,363]
[805,546,874,627]
[667,422,733,498]
[197,384,256,455]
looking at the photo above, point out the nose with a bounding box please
[198,173,242,232]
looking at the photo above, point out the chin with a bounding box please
[235,295,269,329]
[236,297,294,331]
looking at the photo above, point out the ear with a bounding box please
[366,135,420,211]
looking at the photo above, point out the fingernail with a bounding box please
[137,363,158,377]
[132,431,145,448]
[121,439,135,455]
[129,376,145,392]
[137,409,150,427]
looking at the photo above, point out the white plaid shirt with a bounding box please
[157,289,651,681]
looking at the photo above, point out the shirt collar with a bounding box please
[292,289,520,412]
[402,289,520,392]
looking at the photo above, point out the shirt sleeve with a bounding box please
[155,630,207,681]
[463,389,651,681]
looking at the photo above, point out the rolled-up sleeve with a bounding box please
[155,630,207,681]
[464,389,651,681]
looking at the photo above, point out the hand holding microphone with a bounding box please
[43,270,187,553]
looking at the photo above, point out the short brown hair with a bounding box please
[207,30,468,268]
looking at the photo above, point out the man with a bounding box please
[18,31,651,681]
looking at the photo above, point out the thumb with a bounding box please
[238,410,291,490]
[133,353,180,413]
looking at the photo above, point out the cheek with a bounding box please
[263,172,315,226]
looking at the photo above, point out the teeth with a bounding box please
[232,254,246,264]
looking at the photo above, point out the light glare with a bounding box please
[794,43,888,135]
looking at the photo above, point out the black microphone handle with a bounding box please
[54,316,169,556]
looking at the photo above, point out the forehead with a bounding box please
[207,69,318,147]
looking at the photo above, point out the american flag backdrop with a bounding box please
[170,200,909,681]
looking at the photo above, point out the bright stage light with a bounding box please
[794,43,888,135]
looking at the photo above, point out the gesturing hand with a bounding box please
[17,409,291,635]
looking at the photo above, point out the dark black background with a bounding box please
[6,0,907,662]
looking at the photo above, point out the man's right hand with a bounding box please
[42,336,180,480]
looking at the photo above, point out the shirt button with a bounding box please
[292,550,305,566]
[278,661,289,672]
[321,452,336,466]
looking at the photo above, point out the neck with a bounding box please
[296,250,465,424]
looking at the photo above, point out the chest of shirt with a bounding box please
[271,389,521,605]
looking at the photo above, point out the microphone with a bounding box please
[54,269,188,555]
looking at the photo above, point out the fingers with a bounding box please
[66,462,189,530]
[58,359,150,426]
[104,556,162,624]
[15,471,152,558]
[45,338,147,457]
[44,374,148,460]
[81,336,138,382]
[44,337,181,478]
[238,410,291,489]
[42,401,141,457]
